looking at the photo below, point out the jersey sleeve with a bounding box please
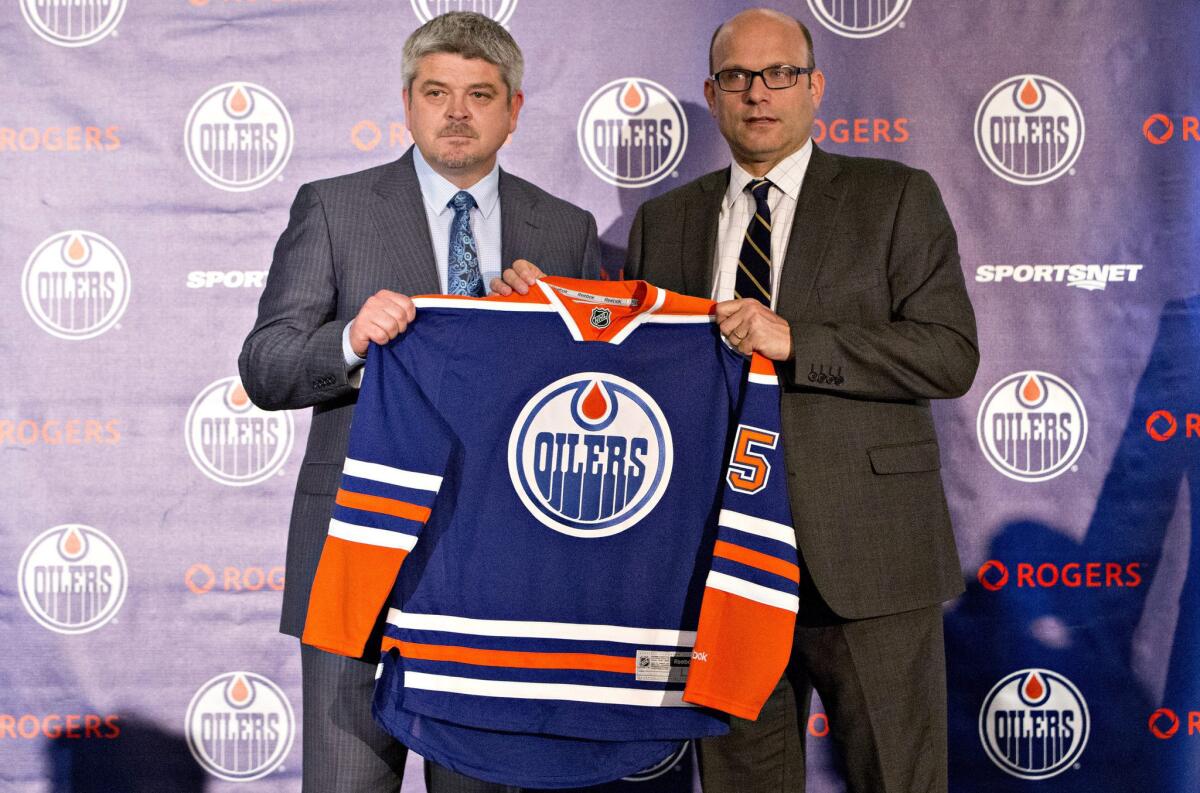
[301,331,453,658]
[683,352,799,720]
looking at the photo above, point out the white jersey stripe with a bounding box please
[412,297,558,313]
[718,509,796,548]
[343,458,443,492]
[748,372,779,385]
[645,314,716,324]
[706,571,800,613]
[387,609,696,647]
[329,519,418,550]
[403,672,694,708]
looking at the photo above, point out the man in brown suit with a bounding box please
[625,9,978,793]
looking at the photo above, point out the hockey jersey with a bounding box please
[302,277,799,787]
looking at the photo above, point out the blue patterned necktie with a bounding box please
[447,190,484,297]
[734,178,773,306]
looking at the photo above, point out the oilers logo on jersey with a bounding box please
[509,373,672,538]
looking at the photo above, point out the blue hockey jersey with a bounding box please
[303,277,799,787]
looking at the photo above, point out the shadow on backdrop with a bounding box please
[46,716,206,793]
[1081,295,1200,789]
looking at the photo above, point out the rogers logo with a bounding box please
[1145,410,1199,441]
[0,419,120,447]
[350,120,410,152]
[185,563,285,595]
[0,126,120,153]
[1149,708,1181,739]
[812,117,908,145]
[1143,114,1200,144]
[0,713,120,740]
[977,560,1142,590]
[978,560,1009,591]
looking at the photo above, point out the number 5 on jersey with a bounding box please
[726,424,780,494]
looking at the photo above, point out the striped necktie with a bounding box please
[734,178,773,306]
[447,190,484,297]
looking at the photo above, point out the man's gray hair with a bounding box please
[402,12,524,99]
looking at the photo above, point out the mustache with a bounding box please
[438,124,478,138]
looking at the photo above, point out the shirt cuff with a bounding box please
[342,321,366,371]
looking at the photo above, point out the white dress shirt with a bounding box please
[342,148,503,368]
[712,139,812,310]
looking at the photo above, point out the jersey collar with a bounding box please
[536,277,665,344]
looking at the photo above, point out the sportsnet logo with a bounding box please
[975,76,1084,185]
[410,0,517,25]
[185,672,295,782]
[185,83,293,192]
[18,524,127,634]
[806,0,911,38]
[979,669,1089,779]
[977,372,1087,482]
[577,78,688,188]
[22,231,130,341]
[21,0,126,47]
[185,377,294,486]
[509,373,673,538]
[974,263,1143,291]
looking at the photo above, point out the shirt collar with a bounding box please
[724,138,813,209]
[412,146,501,219]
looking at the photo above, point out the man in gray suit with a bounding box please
[624,9,978,793]
[239,12,599,793]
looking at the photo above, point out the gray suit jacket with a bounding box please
[626,145,978,620]
[240,148,601,637]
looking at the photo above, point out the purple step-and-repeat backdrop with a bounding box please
[3,1,1199,791]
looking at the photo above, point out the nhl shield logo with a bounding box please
[508,373,673,538]
[589,307,612,329]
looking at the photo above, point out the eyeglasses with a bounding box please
[710,65,814,92]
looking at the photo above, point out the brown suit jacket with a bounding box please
[625,144,978,619]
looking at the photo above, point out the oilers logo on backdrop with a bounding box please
[185,672,295,782]
[975,75,1084,185]
[185,377,294,486]
[185,83,294,192]
[509,373,673,538]
[18,524,127,634]
[977,371,1087,482]
[22,231,130,341]
[806,0,912,38]
[20,0,126,47]
[979,669,1089,780]
[577,78,688,188]
[410,0,517,25]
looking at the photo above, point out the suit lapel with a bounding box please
[370,148,440,294]
[499,170,540,268]
[777,144,843,315]
[686,168,728,298]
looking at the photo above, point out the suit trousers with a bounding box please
[697,565,948,793]
[300,643,520,793]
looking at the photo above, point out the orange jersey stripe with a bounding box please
[712,540,801,584]
[749,353,776,377]
[336,489,431,523]
[380,638,636,675]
